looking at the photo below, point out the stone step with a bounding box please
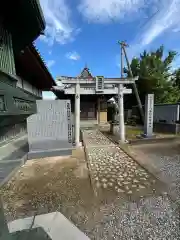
[8,212,90,240]
[0,135,28,185]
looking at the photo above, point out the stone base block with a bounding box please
[27,148,73,160]
[136,133,156,139]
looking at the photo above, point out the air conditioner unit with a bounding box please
[96,76,104,92]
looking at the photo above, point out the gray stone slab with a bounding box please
[0,198,12,240]
[29,140,71,152]
[27,100,73,159]
[0,136,28,161]
[27,114,72,150]
[36,100,70,114]
[27,149,73,160]
[0,161,22,172]
[0,136,28,186]
[8,212,90,240]
[0,161,22,180]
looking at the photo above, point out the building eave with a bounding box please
[15,44,56,90]
[1,0,46,53]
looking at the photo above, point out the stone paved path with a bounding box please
[81,129,180,239]
[82,129,162,198]
[1,132,180,239]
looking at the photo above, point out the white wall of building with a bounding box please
[42,91,56,100]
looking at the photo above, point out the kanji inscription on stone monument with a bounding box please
[27,100,73,159]
[144,94,154,137]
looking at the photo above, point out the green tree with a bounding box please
[124,45,180,106]
[172,68,180,89]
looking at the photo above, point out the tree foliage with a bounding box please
[124,45,180,106]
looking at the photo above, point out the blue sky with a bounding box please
[36,0,180,99]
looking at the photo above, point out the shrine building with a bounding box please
[52,66,133,124]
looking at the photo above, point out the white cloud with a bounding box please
[66,51,80,61]
[128,0,180,57]
[78,0,180,60]
[39,0,80,45]
[42,91,56,100]
[78,0,149,23]
[46,60,55,68]
[140,0,180,46]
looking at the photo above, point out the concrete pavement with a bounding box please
[0,135,28,185]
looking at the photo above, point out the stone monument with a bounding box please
[27,100,73,159]
[143,94,154,138]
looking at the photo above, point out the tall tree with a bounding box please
[172,68,180,89]
[124,45,180,106]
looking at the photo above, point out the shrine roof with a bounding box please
[15,44,56,90]
[78,66,93,78]
[1,0,45,53]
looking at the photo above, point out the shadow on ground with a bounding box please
[11,227,51,240]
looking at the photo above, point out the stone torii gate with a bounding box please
[54,76,138,146]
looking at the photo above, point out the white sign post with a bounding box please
[144,94,154,137]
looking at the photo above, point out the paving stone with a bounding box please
[103,183,107,188]
[117,188,125,193]
[108,182,113,187]
[82,130,115,147]
[83,130,163,199]
[127,190,133,194]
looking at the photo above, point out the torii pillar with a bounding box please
[75,81,80,147]
[118,84,128,142]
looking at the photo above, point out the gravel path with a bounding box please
[1,131,180,239]
[81,129,180,239]
[82,129,162,198]
[89,195,180,240]
[131,142,180,201]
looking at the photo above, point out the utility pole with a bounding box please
[120,41,144,123]
[118,41,125,142]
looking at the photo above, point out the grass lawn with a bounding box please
[100,124,177,141]
[125,125,177,140]
[125,126,143,139]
